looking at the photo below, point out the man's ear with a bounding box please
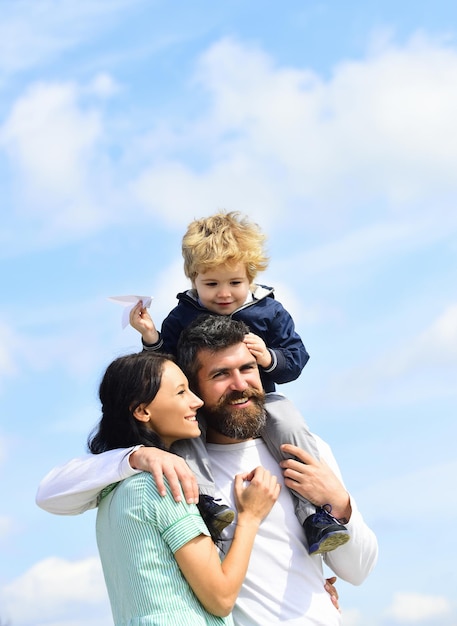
[132,404,150,423]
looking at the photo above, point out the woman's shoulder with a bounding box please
[113,471,164,500]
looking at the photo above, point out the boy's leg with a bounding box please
[261,393,350,554]
[171,421,215,496]
[261,393,318,524]
[171,421,234,539]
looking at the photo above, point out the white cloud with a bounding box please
[149,257,190,320]
[273,214,454,282]
[0,0,139,77]
[371,302,457,378]
[410,304,457,365]
[316,303,457,409]
[381,458,455,509]
[0,297,121,383]
[131,153,286,230]
[132,34,457,242]
[3,31,457,256]
[386,591,452,622]
[52,403,100,436]
[0,516,14,542]
[0,556,109,625]
[0,438,6,466]
[340,608,363,626]
[1,81,102,224]
[87,72,121,98]
[20,327,104,377]
[0,321,19,383]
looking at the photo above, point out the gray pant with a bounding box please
[171,393,319,524]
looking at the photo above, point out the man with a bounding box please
[37,315,378,625]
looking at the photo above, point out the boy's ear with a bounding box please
[132,404,150,423]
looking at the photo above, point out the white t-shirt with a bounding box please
[207,438,340,625]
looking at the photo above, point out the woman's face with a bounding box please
[138,361,203,448]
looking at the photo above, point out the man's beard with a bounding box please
[202,387,266,440]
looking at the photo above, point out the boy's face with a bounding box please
[193,262,251,315]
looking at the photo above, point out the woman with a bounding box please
[89,351,280,625]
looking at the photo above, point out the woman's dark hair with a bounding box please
[88,351,174,454]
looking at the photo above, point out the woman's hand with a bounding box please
[325,577,340,612]
[234,466,280,523]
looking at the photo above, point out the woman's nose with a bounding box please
[191,393,204,409]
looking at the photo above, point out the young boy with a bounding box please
[130,211,349,555]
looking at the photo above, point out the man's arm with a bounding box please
[323,493,378,585]
[36,447,199,515]
[280,437,378,586]
[36,448,140,514]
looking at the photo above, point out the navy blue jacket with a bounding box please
[143,284,309,392]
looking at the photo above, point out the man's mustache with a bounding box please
[219,387,265,405]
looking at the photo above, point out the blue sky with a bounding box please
[1,1,456,624]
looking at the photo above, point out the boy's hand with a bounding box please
[129,301,159,344]
[243,332,272,369]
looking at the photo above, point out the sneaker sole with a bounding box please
[211,510,236,533]
[309,531,351,555]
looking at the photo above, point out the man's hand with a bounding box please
[129,447,199,504]
[280,444,351,522]
[325,577,340,612]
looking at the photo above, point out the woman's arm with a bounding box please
[175,466,280,617]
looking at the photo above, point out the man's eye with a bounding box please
[242,364,256,372]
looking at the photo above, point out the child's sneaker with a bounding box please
[304,505,350,555]
[198,494,235,541]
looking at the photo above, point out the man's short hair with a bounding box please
[177,314,250,389]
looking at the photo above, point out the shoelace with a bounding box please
[313,504,337,524]
[200,495,225,511]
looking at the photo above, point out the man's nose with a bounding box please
[229,371,248,391]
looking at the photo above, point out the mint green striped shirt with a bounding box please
[96,473,234,626]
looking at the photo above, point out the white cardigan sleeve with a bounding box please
[36,447,140,515]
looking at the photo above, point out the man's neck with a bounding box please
[206,427,254,445]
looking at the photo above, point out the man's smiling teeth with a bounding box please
[230,398,248,405]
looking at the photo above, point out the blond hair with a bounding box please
[182,211,269,283]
